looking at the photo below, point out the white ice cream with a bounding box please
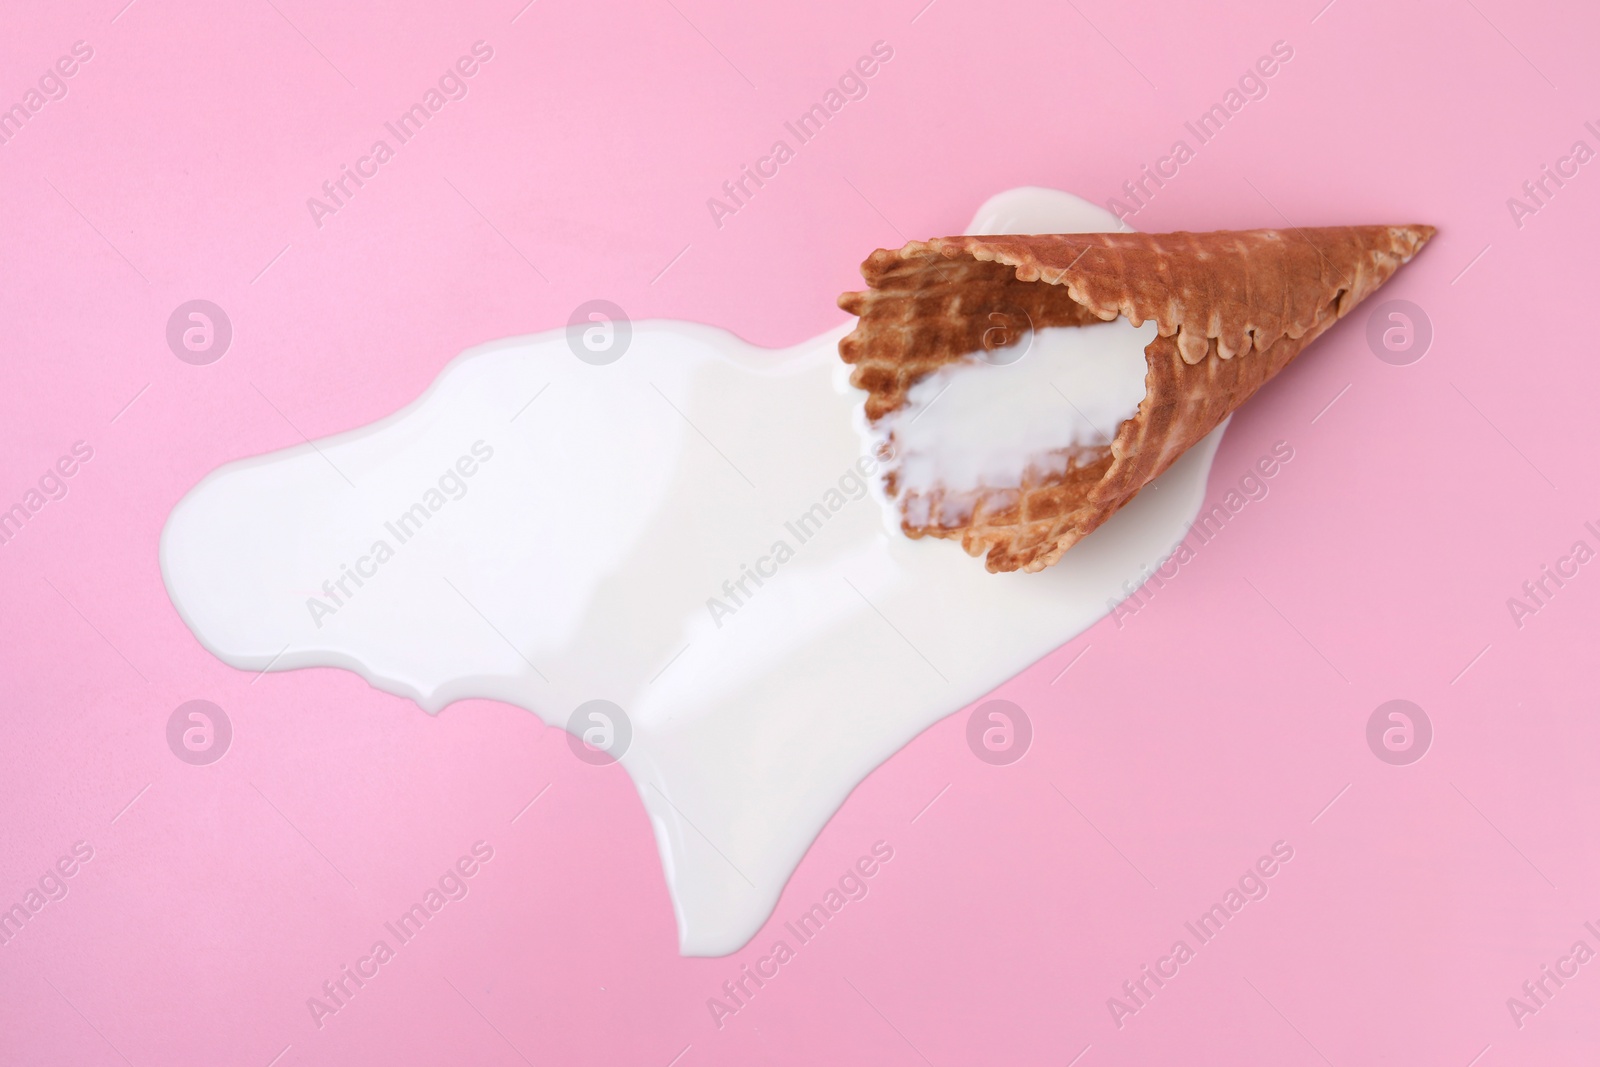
[160,188,1225,956]
[880,319,1154,524]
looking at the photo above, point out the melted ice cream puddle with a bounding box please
[161,188,1226,956]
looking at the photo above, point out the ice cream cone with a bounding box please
[839,224,1435,572]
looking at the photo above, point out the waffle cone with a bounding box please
[838,224,1434,572]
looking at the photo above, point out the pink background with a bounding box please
[4,0,1599,1062]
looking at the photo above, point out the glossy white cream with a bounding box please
[160,188,1225,956]
[880,320,1155,526]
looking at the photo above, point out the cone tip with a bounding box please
[1400,223,1438,252]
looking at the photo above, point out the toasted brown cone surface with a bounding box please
[838,226,1434,572]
